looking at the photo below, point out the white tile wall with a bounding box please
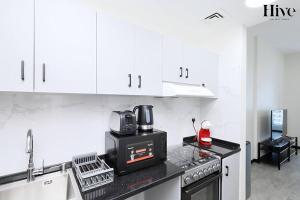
[0,93,204,176]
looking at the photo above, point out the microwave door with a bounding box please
[182,172,221,200]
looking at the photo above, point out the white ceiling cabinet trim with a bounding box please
[0,0,34,92]
[35,0,97,94]
[97,13,163,96]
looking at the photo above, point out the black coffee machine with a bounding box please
[133,105,154,131]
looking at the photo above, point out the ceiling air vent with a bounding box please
[204,12,224,20]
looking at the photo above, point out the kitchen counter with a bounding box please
[77,161,184,200]
[183,136,241,158]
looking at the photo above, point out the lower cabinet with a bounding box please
[222,153,240,200]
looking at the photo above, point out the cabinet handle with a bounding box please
[42,63,46,82]
[138,75,141,88]
[21,60,25,81]
[185,68,189,78]
[179,67,183,77]
[128,74,132,88]
[225,166,229,176]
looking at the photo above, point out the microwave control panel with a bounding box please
[126,140,154,164]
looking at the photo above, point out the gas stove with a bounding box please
[168,144,221,187]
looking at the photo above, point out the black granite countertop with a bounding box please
[78,161,184,200]
[183,136,241,158]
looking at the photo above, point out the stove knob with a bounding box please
[198,171,204,178]
[184,176,192,184]
[193,173,199,180]
[203,169,208,174]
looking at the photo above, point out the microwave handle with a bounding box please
[183,172,222,195]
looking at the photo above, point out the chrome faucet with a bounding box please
[26,129,44,182]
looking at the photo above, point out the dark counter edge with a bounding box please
[0,162,73,185]
[1,157,184,200]
[76,160,184,200]
[183,136,241,158]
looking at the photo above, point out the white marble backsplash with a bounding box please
[0,93,205,176]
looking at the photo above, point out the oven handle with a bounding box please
[183,172,222,195]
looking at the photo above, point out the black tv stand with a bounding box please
[258,136,298,170]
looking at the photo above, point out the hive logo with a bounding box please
[264,5,296,20]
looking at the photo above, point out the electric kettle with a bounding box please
[133,105,154,131]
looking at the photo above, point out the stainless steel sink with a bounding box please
[0,169,82,200]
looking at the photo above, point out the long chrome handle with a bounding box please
[185,68,189,78]
[21,60,25,81]
[42,64,46,82]
[128,74,132,87]
[179,67,183,77]
[138,75,141,88]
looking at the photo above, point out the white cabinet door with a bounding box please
[185,47,219,94]
[97,13,135,95]
[134,27,163,96]
[201,51,219,95]
[162,37,184,84]
[35,0,96,94]
[222,153,240,200]
[0,0,34,92]
[183,45,204,85]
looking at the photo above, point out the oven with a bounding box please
[181,172,221,200]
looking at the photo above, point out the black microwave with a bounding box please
[105,130,167,175]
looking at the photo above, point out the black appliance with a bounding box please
[105,130,167,175]
[133,105,154,131]
[168,145,221,200]
[271,109,287,141]
[109,110,136,135]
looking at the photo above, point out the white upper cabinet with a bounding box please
[134,27,163,96]
[98,13,163,96]
[163,36,219,95]
[0,0,34,92]
[98,13,135,95]
[162,37,184,84]
[183,45,204,85]
[200,50,219,95]
[35,0,97,94]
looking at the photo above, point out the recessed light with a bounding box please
[245,0,278,8]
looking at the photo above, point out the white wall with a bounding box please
[0,94,204,176]
[199,23,246,200]
[256,37,285,142]
[246,31,285,159]
[283,53,300,139]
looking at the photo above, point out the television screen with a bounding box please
[271,109,287,140]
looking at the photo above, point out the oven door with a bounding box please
[182,172,221,200]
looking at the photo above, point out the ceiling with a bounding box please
[94,0,300,53]
[216,0,300,27]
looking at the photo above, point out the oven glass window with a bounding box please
[190,179,219,200]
